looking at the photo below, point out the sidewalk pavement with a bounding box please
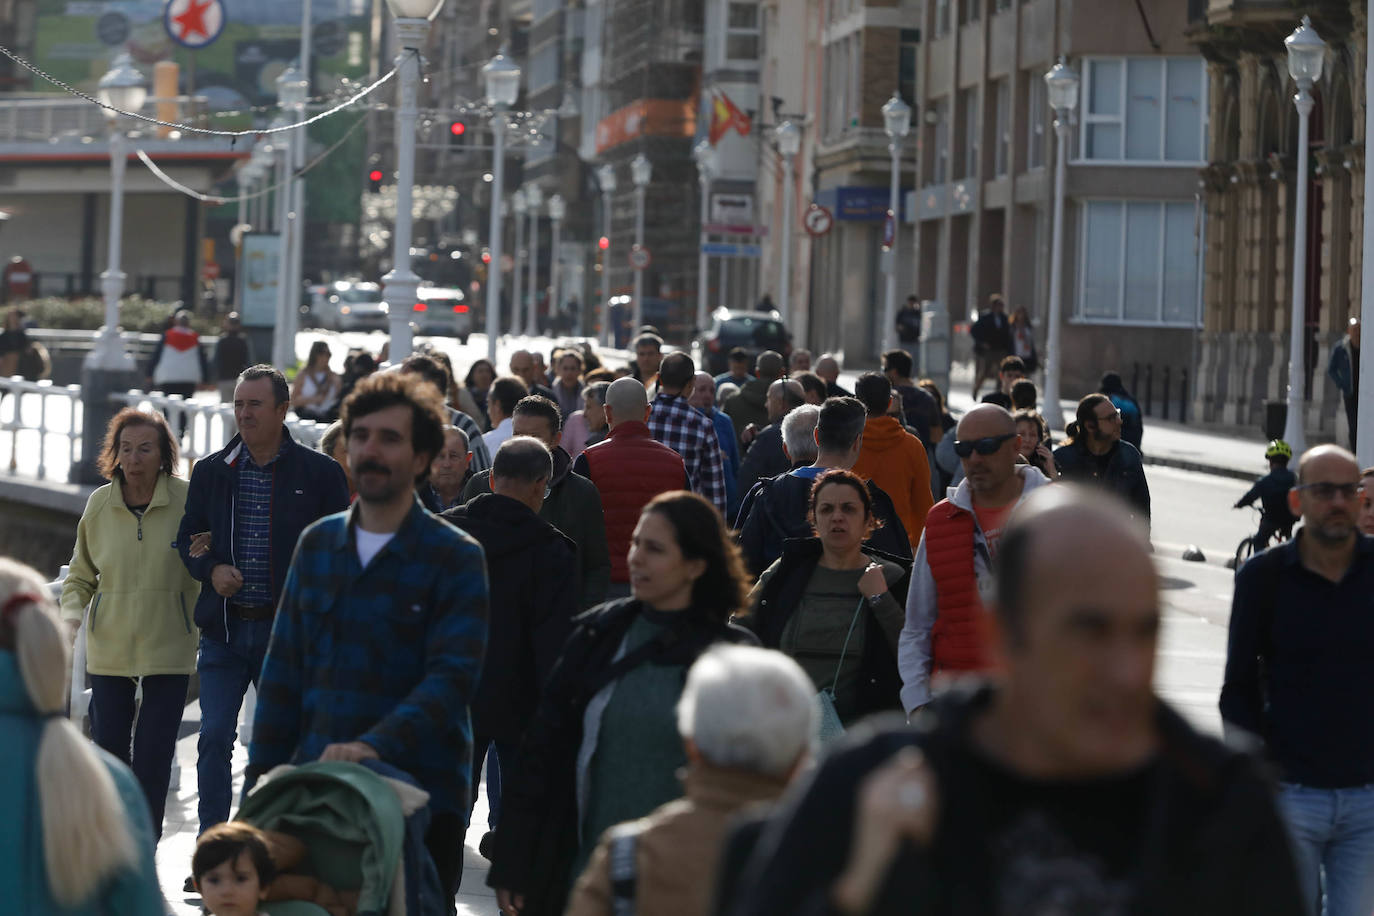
[157,700,497,916]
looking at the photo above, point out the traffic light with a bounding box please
[367,168,384,192]
[449,121,467,146]
[481,249,492,265]
[598,236,610,251]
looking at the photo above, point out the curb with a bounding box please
[1141,455,1258,483]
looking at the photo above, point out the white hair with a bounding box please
[781,404,821,465]
[676,645,816,777]
[0,558,138,906]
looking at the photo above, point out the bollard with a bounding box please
[1180,368,1189,424]
[1144,365,1154,417]
[1162,367,1171,421]
[1132,362,1141,396]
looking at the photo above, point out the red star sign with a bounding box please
[173,0,214,41]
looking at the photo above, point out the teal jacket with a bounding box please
[0,652,165,915]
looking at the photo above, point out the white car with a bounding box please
[413,286,472,343]
[313,281,389,332]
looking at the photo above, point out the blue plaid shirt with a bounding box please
[648,392,726,514]
[232,438,286,606]
[248,498,489,813]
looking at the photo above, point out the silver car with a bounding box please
[413,286,472,343]
[314,281,389,332]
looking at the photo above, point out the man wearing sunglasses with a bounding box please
[1222,444,1374,916]
[898,404,1051,715]
[1053,393,1151,528]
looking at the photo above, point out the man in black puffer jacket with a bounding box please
[442,437,578,879]
[1053,393,1151,529]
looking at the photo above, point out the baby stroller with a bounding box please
[236,759,447,916]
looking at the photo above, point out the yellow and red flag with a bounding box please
[708,89,752,144]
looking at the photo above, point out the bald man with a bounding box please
[574,377,689,596]
[815,354,851,398]
[898,403,1051,714]
[736,379,806,495]
[1223,444,1374,913]
[509,349,557,402]
[735,486,1304,915]
[726,350,785,444]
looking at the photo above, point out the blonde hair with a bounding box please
[0,558,138,906]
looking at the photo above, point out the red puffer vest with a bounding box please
[581,421,687,583]
[924,499,993,673]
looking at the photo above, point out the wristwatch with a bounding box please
[866,592,885,607]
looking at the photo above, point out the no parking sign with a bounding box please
[164,0,226,50]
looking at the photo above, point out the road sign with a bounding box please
[629,244,652,270]
[701,242,762,258]
[165,0,226,49]
[882,210,895,249]
[804,204,834,238]
[702,223,769,236]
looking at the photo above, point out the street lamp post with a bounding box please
[524,184,544,336]
[1283,17,1325,456]
[548,193,566,334]
[381,0,446,364]
[775,121,801,332]
[1042,57,1080,433]
[483,49,521,364]
[272,66,307,370]
[692,140,718,334]
[88,52,146,371]
[881,93,911,354]
[596,164,617,346]
[630,153,652,334]
[510,187,527,340]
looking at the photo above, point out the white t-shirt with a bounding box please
[355,527,396,568]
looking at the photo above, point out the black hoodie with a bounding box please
[442,493,579,744]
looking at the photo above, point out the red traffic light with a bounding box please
[450,122,466,136]
[368,169,384,182]
[598,236,610,251]
[481,250,492,264]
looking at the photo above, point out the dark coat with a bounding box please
[749,537,909,720]
[441,493,579,745]
[728,686,1305,916]
[1053,438,1151,526]
[736,422,790,495]
[736,472,911,577]
[462,446,611,608]
[176,429,350,642]
[486,598,758,916]
[724,378,771,443]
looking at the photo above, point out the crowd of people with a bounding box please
[4,321,1363,916]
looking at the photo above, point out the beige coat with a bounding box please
[566,765,788,916]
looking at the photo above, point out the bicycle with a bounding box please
[1227,505,1292,574]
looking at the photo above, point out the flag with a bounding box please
[708,89,752,145]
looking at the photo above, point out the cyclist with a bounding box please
[1234,439,1298,548]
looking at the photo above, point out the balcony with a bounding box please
[1203,0,1310,28]
[0,94,234,157]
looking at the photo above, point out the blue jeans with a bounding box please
[196,617,273,835]
[89,673,189,843]
[1278,782,1374,916]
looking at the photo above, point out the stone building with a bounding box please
[1191,0,1361,439]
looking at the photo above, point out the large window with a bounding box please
[959,88,978,178]
[935,0,951,36]
[726,2,760,62]
[933,97,950,184]
[1077,200,1202,325]
[1080,57,1207,163]
[1027,73,1046,170]
[994,79,1010,177]
[899,28,920,111]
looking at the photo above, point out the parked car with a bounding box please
[693,308,791,375]
[412,286,472,342]
[306,281,389,332]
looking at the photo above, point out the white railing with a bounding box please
[1,376,83,481]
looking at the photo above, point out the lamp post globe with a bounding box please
[693,139,718,178]
[597,163,618,194]
[1044,56,1080,113]
[1286,16,1326,87]
[97,52,148,120]
[776,121,801,157]
[631,153,653,188]
[483,49,521,109]
[881,93,911,140]
[547,193,566,222]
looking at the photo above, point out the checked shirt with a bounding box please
[647,392,727,514]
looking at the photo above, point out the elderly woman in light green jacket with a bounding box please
[61,407,200,842]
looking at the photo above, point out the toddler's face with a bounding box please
[197,850,264,916]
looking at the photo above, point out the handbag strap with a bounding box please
[825,598,868,693]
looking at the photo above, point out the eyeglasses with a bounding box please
[953,432,1018,458]
[1093,410,1122,424]
[1295,481,1362,501]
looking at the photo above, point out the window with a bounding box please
[994,79,1010,177]
[935,0,951,36]
[994,0,1012,10]
[1077,200,1202,325]
[726,2,760,62]
[1027,73,1046,169]
[933,97,950,184]
[899,28,920,111]
[1081,57,1207,163]
[958,0,980,25]
[959,88,978,178]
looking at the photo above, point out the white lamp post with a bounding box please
[272,65,307,370]
[692,140,718,334]
[483,48,521,363]
[596,164,617,346]
[510,187,527,340]
[1042,57,1079,432]
[881,93,911,354]
[630,153,652,333]
[548,193,566,334]
[381,0,446,364]
[524,183,544,336]
[88,52,146,371]
[775,121,801,333]
[1283,16,1325,455]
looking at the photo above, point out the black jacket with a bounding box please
[487,598,758,916]
[736,422,791,495]
[970,311,1012,354]
[441,493,579,745]
[1053,439,1152,526]
[750,537,910,720]
[728,685,1305,916]
[736,472,911,577]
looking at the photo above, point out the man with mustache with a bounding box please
[247,371,490,905]
[1223,444,1374,915]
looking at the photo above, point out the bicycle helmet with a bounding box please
[1265,439,1293,461]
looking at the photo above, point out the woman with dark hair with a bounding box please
[1013,408,1058,479]
[749,469,909,728]
[290,340,340,422]
[465,358,497,429]
[489,491,757,916]
[59,407,200,842]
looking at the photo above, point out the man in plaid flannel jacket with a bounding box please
[647,352,727,515]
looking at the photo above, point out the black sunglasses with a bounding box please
[953,432,1018,458]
